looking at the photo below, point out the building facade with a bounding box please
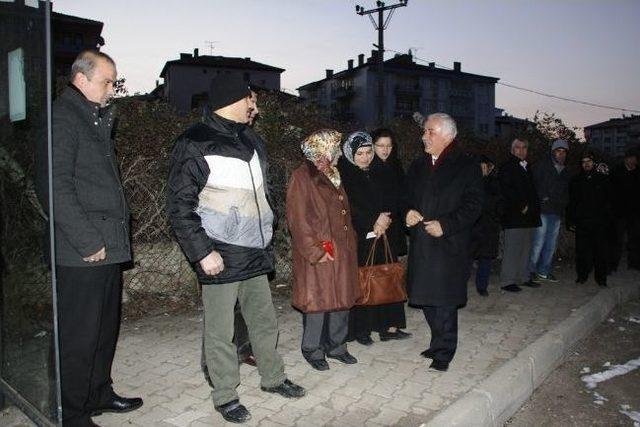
[297,52,499,135]
[584,115,640,158]
[160,50,284,114]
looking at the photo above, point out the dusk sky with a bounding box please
[55,0,640,134]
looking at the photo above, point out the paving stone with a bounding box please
[164,410,209,427]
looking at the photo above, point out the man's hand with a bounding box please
[83,247,106,263]
[521,205,529,215]
[405,210,424,227]
[317,252,335,263]
[424,220,444,237]
[200,250,224,276]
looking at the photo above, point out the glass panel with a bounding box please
[0,0,60,424]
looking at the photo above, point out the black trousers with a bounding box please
[576,225,608,286]
[422,305,458,364]
[610,218,640,271]
[56,264,121,426]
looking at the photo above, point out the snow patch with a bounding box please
[603,362,611,367]
[620,409,640,426]
[629,316,640,324]
[580,367,591,374]
[608,318,615,323]
[619,327,627,332]
[581,357,640,389]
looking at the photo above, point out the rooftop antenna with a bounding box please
[204,40,218,55]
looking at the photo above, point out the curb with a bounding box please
[424,281,640,427]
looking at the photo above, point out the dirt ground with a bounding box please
[507,296,640,427]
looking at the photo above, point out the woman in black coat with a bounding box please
[370,128,408,258]
[338,131,411,345]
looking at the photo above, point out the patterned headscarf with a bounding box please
[301,129,343,188]
[342,131,373,165]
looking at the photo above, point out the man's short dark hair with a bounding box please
[70,50,115,80]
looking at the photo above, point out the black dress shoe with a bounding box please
[429,360,449,372]
[306,358,329,371]
[521,280,541,288]
[215,399,251,423]
[327,351,358,364]
[501,284,522,293]
[356,335,374,346]
[420,349,434,359]
[394,329,412,339]
[91,393,143,416]
[380,330,413,341]
[261,379,306,398]
[477,289,489,297]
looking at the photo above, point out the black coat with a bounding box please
[370,156,408,257]
[498,155,541,229]
[405,145,484,307]
[41,86,131,267]
[610,165,640,220]
[566,170,612,230]
[338,158,406,265]
[470,171,503,259]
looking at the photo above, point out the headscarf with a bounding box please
[342,131,373,166]
[301,129,343,187]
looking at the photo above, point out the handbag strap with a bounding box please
[365,237,379,267]
[365,233,395,266]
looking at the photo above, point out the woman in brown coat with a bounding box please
[286,129,361,371]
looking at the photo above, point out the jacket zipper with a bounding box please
[248,160,265,248]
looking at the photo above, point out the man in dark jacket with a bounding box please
[609,149,640,271]
[45,51,142,427]
[405,113,483,372]
[498,138,542,292]
[166,75,304,423]
[566,151,611,287]
[469,155,502,296]
[528,139,571,282]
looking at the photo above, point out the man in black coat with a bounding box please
[405,113,483,371]
[498,138,541,292]
[43,51,142,427]
[609,149,640,271]
[566,151,611,287]
[166,75,304,423]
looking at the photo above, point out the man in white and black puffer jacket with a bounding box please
[167,75,304,424]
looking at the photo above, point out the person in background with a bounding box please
[286,129,361,371]
[498,138,541,293]
[338,131,412,345]
[566,150,611,287]
[609,148,640,272]
[528,139,571,283]
[469,155,503,296]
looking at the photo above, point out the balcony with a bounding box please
[394,84,421,96]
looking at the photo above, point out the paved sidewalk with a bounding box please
[3,266,638,426]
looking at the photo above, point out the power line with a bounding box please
[386,48,640,114]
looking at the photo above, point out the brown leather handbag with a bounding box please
[356,234,406,306]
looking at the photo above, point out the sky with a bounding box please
[55,0,640,133]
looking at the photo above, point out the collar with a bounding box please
[430,140,456,169]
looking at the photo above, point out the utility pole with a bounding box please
[355,0,408,125]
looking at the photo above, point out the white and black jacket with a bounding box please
[167,113,275,284]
